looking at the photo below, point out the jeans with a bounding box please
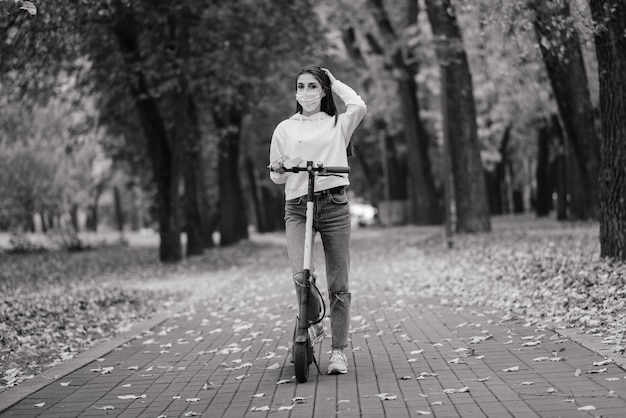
[284,188,351,349]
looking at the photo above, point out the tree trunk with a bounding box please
[112,4,182,262]
[89,186,103,232]
[245,156,267,233]
[384,131,407,201]
[535,121,552,217]
[214,108,248,246]
[425,0,491,233]
[491,124,512,215]
[531,0,600,220]
[566,136,586,219]
[202,195,216,248]
[366,0,441,225]
[550,114,568,220]
[261,186,285,232]
[130,185,141,231]
[589,0,626,260]
[173,9,204,257]
[70,204,79,232]
[113,186,124,233]
[397,71,442,224]
[39,212,47,233]
[513,189,524,214]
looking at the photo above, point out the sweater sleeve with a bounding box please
[269,125,287,185]
[332,80,367,144]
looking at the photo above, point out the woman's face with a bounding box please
[296,73,325,115]
[296,73,324,96]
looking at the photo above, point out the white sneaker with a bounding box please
[327,350,348,375]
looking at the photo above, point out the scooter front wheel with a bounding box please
[293,341,310,383]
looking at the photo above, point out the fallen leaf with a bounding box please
[252,393,265,398]
[478,376,491,382]
[520,381,534,385]
[546,388,557,393]
[594,359,612,366]
[276,379,292,385]
[410,349,424,355]
[432,401,443,406]
[93,406,115,410]
[250,406,271,412]
[278,405,294,411]
[186,398,200,402]
[34,402,45,407]
[117,394,147,400]
[399,376,413,380]
[575,369,582,376]
[457,386,470,393]
[586,367,608,374]
[502,366,520,372]
[375,393,397,400]
[266,363,280,370]
[184,412,201,417]
[469,335,492,344]
[292,396,309,403]
[416,411,431,415]
[577,405,596,411]
[59,381,71,386]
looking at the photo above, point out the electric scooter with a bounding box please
[270,160,350,383]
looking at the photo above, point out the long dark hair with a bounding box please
[294,64,356,157]
[295,65,337,116]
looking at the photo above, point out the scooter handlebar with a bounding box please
[320,166,350,174]
[268,165,350,174]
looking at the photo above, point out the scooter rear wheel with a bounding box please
[293,341,310,383]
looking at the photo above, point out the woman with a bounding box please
[269,65,366,375]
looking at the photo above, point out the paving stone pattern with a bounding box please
[2,232,626,417]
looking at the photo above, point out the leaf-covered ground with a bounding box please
[1,216,624,393]
[0,239,285,392]
[350,216,626,356]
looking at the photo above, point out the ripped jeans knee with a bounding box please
[330,290,350,304]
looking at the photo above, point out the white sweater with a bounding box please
[269,80,367,200]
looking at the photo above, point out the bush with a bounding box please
[48,228,92,252]
[5,233,47,254]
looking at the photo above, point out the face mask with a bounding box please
[296,92,323,112]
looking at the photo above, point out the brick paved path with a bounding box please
[1,229,626,417]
